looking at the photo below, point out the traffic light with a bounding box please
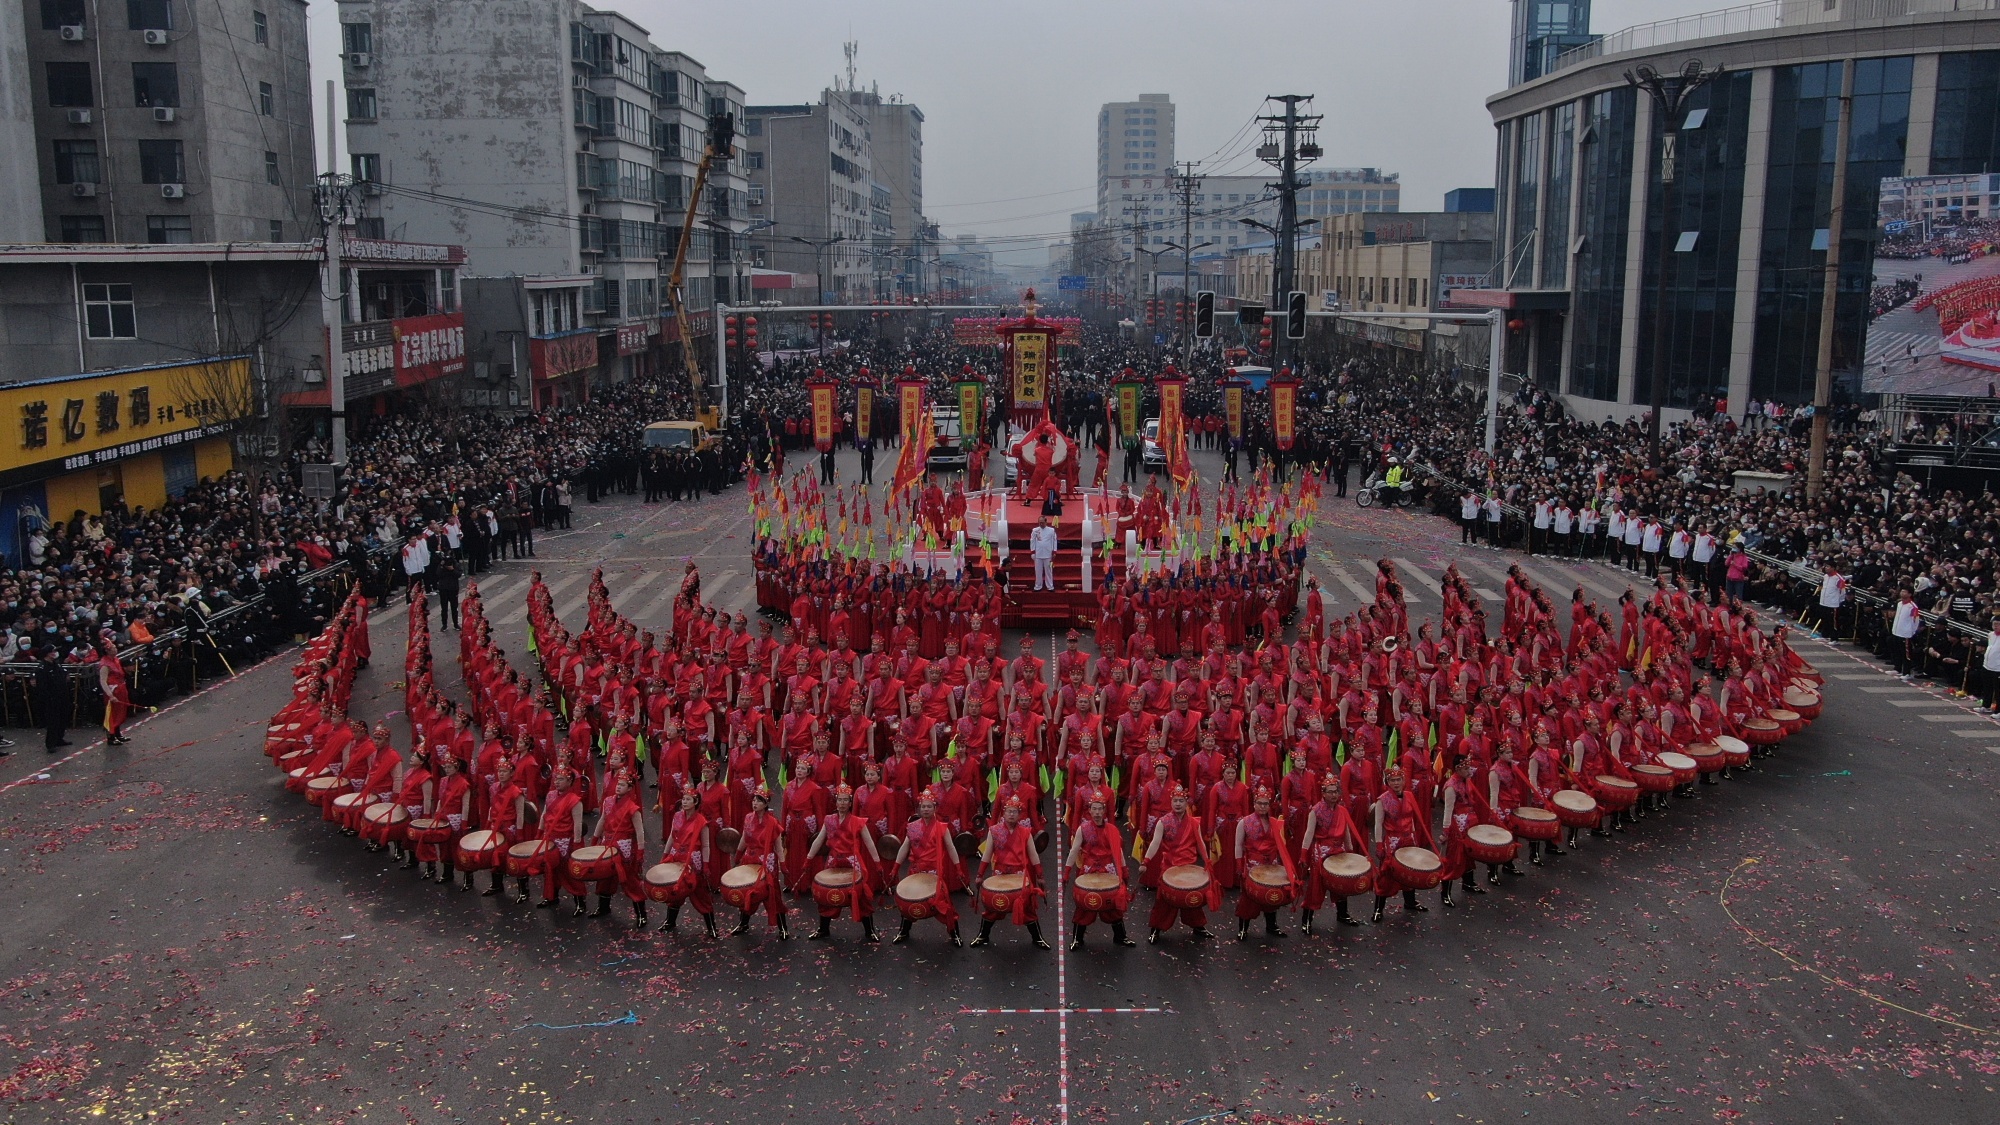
[1286,291,1307,339]
[1194,290,1215,338]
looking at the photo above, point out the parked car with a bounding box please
[1142,418,1165,471]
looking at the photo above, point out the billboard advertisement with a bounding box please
[1865,173,2000,393]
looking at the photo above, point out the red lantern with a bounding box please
[1507,318,1527,332]
[745,316,757,328]
[725,315,739,328]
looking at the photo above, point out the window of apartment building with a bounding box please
[615,99,651,146]
[346,87,376,120]
[126,0,172,30]
[618,159,652,202]
[41,1,86,29]
[598,277,621,319]
[625,278,656,318]
[748,182,764,206]
[253,9,268,44]
[60,215,107,242]
[146,214,192,243]
[53,140,100,184]
[137,139,183,183]
[264,151,280,184]
[351,152,380,182]
[353,216,384,239]
[131,62,178,107]
[47,62,93,107]
[269,220,284,241]
[743,116,761,137]
[259,81,274,116]
[342,22,372,54]
[437,270,457,312]
[744,151,763,170]
[82,283,137,338]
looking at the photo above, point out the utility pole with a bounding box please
[316,79,354,468]
[1807,59,1854,498]
[1258,95,1322,371]
[1172,161,1202,367]
[1122,202,1150,324]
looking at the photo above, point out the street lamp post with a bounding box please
[1627,60,1717,469]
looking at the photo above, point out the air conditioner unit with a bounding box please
[347,52,370,68]
[360,182,383,197]
[71,183,97,198]
[66,108,91,125]
[152,106,175,123]
[143,29,168,46]
[58,25,85,41]
[160,183,186,199]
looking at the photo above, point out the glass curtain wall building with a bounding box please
[1486,3,2000,413]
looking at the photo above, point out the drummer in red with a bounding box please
[1297,775,1368,933]
[1142,784,1216,944]
[890,788,963,947]
[1232,786,1297,941]
[656,787,718,937]
[1369,764,1435,923]
[805,784,883,943]
[588,769,650,928]
[728,787,788,939]
[1065,795,1136,949]
[970,796,1050,950]
[535,767,589,914]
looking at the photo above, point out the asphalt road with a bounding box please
[2,444,1996,1125]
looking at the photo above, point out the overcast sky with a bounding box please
[308,0,1726,262]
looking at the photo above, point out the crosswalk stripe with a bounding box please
[1858,685,1920,694]
[1886,699,1955,708]
[1320,560,1375,605]
[1393,559,1442,597]
[1457,558,1513,591]
[492,571,588,626]
[1829,673,1879,681]
[607,570,663,611]
[1950,727,2000,739]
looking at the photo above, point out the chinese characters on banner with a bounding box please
[957,381,982,438]
[890,379,931,494]
[855,384,874,441]
[808,379,837,452]
[1115,381,1141,437]
[1011,332,1048,406]
[1157,375,1191,486]
[1271,376,1298,451]
[1223,383,1244,442]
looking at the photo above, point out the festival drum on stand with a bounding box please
[282,756,315,793]
[979,872,1027,914]
[363,801,410,842]
[1245,864,1294,908]
[1072,872,1123,912]
[1159,865,1212,909]
[1784,686,1823,721]
[1767,707,1805,736]
[1318,853,1374,897]
[717,827,742,855]
[719,863,767,909]
[407,817,454,847]
[455,829,504,871]
[1741,716,1784,746]
[1715,734,1752,767]
[1791,659,1823,686]
[1683,742,1726,775]
[504,839,551,878]
[305,776,345,807]
[1552,789,1599,828]
[1590,774,1640,810]
[1464,824,1518,866]
[896,872,942,919]
[567,844,619,882]
[644,861,687,903]
[1510,807,1561,842]
[1630,763,1676,794]
[1388,847,1444,889]
[813,867,861,912]
[1657,751,1699,787]
[265,720,305,760]
[331,790,369,829]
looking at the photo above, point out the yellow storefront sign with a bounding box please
[0,358,250,489]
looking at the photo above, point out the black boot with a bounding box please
[1236,917,1251,942]
[1263,911,1286,937]
[572,895,589,917]
[439,862,455,886]
[1402,889,1428,913]
[1337,901,1362,926]
[809,915,831,940]
[949,925,962,947]
[459,869,475,891]
[661,905,681,932]
[1441,882,1457,908]
[1069,924,1086,952]
[704,912,720,939]
[861,917,880,944]
[1504,861,1525,877]
[1547,841,1567,856]
[1027,922,1051,950]
[1529,842,1544,867]
[513,877,532,904]
[1111,922,1137,947]
[732,912,753,937]
[590,895,611,918]
[1371,895,1386,923]
[1463,872,1487,895]
[970,920,994,948]
[1147,928,1162,944]
[633,902,648,929]
[1190,925,1214,940]
[483,872,502,896]
[894,919,913,945]
[1300,910,1314,936]
[1485,865,1501,885]
[777,915,791,940]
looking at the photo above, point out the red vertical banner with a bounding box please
[855,383,874,441]
[956,380,983,438]
[1157,373,1191,487]
[1270,371,1298,451]
[1115,380,1141,437]
[1223,381,1244,442]
[890,378,931,493]
[808,377,838,452]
